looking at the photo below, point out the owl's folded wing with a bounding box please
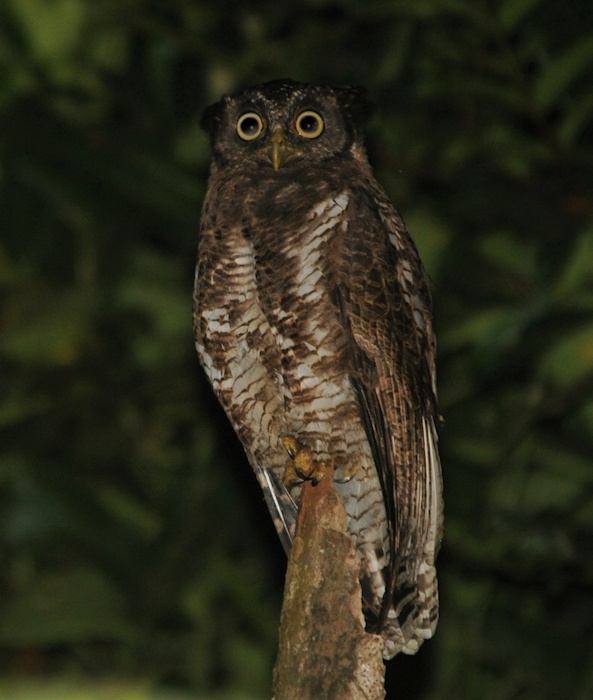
[334,189,443,654]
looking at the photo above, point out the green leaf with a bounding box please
[499,0,541,31]
[538,322,593,386]
[558,91,593,147]
[553,221,593,299]
[404,209,451,277]
[0,287,95,365]
[478,231,536,282]
[9,0,84,58]
[441,307,513,350]
[535,35,593,111]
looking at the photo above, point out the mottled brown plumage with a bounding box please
[193,79,443,657]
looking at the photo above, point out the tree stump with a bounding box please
[272,475,386,700]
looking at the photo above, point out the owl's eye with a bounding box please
[295,111,324,138]
[237,112,265,140]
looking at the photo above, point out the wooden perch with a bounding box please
[272,475,386,700]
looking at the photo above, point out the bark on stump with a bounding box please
[272,475,386,700]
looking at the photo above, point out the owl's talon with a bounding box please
[292,445,315,479]
[281,436,299,460]
[282,460,302,487]
[281,436,331,485]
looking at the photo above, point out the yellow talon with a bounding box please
[282,460,301,487]
[281,435,333,486]
[281,436,299,459]
[293,447,315,478]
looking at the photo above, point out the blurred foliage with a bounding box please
[1,0,593,698]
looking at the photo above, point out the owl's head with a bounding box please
[201,79,373,171]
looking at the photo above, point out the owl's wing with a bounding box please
[336,189,443,654]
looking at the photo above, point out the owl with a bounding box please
[193,79,443,658]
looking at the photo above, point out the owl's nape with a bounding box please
[194,79,443,658]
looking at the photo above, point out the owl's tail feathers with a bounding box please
[382,415,443,659]
[381,560,439,658]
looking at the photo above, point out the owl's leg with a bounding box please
[281,436,331,486]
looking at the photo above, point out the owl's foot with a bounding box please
[281,436,331,486]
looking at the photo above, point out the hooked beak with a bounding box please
[269,127,298,170]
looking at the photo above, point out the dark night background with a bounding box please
[1,1,593,698]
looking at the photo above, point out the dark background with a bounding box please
[1,1,593,698]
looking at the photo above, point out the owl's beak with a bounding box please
[269,127,296,170]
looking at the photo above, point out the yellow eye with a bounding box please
[236,112,265,140]
[295,110,324,138]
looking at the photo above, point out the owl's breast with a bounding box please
[214,162,347,231]
[249,190,349,335]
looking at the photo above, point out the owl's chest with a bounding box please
[213,164,342,234]
[213,173,343,292]
[206,181,350,376]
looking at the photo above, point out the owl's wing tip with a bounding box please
[259,466,298,553]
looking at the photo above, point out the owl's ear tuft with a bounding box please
[200,96,230,140]
[334,86,375,132]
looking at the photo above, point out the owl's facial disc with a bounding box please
[235,105,327,170]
